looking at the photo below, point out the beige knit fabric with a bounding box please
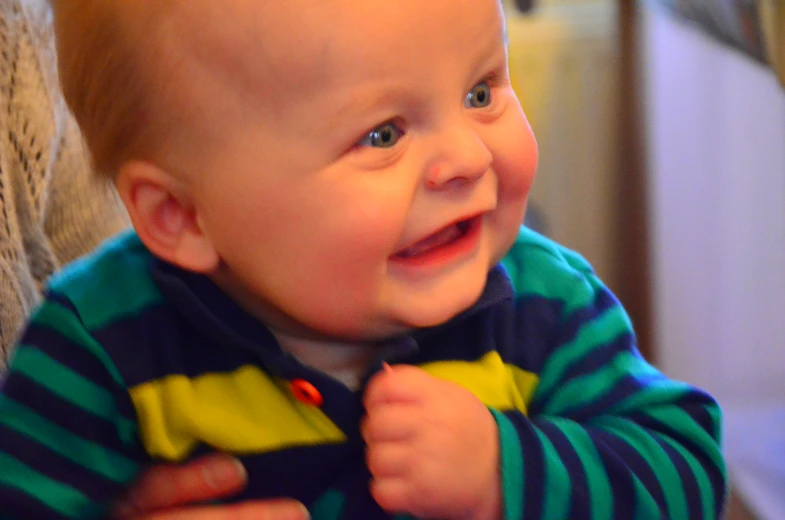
[0,0,129,372]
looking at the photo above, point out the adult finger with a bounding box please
[140,500,310,520]
[113,453,247,518]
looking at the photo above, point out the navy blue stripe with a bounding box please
[0,424,128,507]
[536,421,590,520]
[595,434,636,520]
[673,390,722,439]
[559,333,637,383]
[504,411,546,520]
[409,313,494,365]
[224,442,362,506]
[590,428,668,513]
[19,324,125,394]
[552,287,619,350]
[1,373,142,458]
[556,372,668,422]
[590,428,666,519]
[0,485,72,520]
[506,295,566,373]
[520,289,621,410]
[678,399,727,519]
[92,304,259,386]
[628,410,726,518]
[651,434,704,520]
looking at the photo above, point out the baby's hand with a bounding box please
[362,364,501,520]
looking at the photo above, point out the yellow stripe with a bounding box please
[420,352,538,415]
[129,353,538,461]
[129,366,346,461]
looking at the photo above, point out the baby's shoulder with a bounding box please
[46,230,165,331]
[501,226,598,305]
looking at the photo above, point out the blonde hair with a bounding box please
[51,1,180,178]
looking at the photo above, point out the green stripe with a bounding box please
[644,407,725,517]
[48,231,164,331]
[561,273,604,316]
[310,489,345,520]
[490,408,524,520]
[609,379,690,416]
[0,395,139,483]
[535,306,631,402]
[644,407,725,478]
[548,418,613,520]
[593,416,687,519]
[32,300,125,387]
[502,228,594,306]
[534,429,571,520]
[631,477,662,520]
[544,351,654,415]
[13,347,124,423]
[656,434,715,520]
[0,452,102,518]
[503,253,592,307]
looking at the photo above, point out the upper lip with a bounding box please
[393,210,488,256]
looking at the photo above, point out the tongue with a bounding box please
[398,224,462,258]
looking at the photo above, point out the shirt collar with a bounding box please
[151,260,514,374]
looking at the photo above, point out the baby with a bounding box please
[0,1,727,519]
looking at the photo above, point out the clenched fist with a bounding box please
[362,364,502,520]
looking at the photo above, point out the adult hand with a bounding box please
[112,453,310,520]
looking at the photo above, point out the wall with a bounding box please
[643,8,785,519]
[643,6,785,405]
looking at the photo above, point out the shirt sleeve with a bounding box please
[0,293,145,519]
[493,264,728,520]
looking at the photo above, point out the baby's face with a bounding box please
[168,0,538,341]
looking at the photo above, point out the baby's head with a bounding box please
[52,0,539,343]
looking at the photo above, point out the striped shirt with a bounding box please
[0,227,727,519]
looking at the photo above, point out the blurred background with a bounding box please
[501,0,784,518]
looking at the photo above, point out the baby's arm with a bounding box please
[0,293,145,518]
[495,266,727,520]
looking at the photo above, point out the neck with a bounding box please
[272,332,380,390]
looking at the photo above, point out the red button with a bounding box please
[290,379,323,407]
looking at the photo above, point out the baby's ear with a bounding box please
[116,160,220,273]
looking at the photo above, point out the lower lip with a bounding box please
[389,216,483,270]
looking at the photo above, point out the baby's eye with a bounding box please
[358,122,402,148]
[464,80,492,109]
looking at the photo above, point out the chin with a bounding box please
[394,281,487,330]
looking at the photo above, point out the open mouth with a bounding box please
[392,215,482,263]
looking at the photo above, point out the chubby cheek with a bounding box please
[209,179,409,337]
[495,109,538,202]
[487,109,539,259]
[290,193,409,335]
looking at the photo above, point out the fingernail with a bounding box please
[274,501,310,520]
[203,456,247,489]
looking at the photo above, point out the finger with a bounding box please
[138,500,310,520]
[113,454,247,517]
[363,365,429,409]
[366,443,412,479]
[361,405,418,443]
[370,477,411,515]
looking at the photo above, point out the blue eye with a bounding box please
[359,122,402,148]
[465,80,492,108]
